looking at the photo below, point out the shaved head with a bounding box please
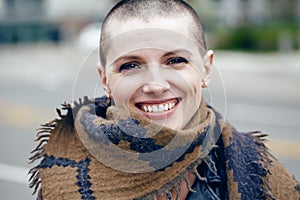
[100,0,206,67]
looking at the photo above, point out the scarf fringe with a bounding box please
[174,186,181,200]
[203,156,219,178]
[249,131,276,200]
[28,96,111,199]
[28,102,72,197]
[28,97,97,198]
[137,153,218,200]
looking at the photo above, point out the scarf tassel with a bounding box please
[249,131,276,200]
[192,168,207,182]
[28,104,71,197]
[174,186,181,200]
[165,191,172,200]
[203,155,219,178]
[37,189,43,200]
[28,97,105,199]
[146,152,219,199]
[184,176,196,193]
[157,181,182,200]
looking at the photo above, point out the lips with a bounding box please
[136,98,179,113]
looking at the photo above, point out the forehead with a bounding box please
[101,16,203,67]
[101,28,202,68]
[104,16,195,40]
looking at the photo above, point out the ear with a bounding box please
[97,63,109,95]
[203,50,214,82]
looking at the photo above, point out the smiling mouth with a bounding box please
[136,98,180,113]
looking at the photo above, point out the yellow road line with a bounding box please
[266,139,300,159]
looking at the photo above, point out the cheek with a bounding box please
[108,74,145,108]
[172,67,203,97]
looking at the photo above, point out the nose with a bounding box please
[142,82,170,95]
[142,64,170,95]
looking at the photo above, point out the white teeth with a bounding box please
[169,103,175,110]
[140,100,178,113]
[143,106,148,112]
[152,105,158,113]
[159,104,164,112]
[164,104,169,111]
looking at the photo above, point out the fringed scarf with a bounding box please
[29,97,300,200]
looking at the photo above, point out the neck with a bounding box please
[156,173,196,200]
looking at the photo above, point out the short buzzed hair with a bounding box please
[100,0,206,67]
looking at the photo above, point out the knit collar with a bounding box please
[29,97,294,199]
[72,97,218,199]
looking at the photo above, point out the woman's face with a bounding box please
[99,18,213,130]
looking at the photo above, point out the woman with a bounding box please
[29,0,300,199]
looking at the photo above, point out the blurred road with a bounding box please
[0,44,299,199]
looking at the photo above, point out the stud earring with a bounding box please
[201,78,208,88]
[104,87,112,98]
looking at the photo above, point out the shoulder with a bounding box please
[266,153,300,199]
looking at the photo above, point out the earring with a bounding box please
[104,87,112,98]
[201,78,208,88]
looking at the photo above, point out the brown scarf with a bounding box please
[29,97,220,199]
[29,97,300,200]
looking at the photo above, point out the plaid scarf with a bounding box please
[29,97,300,200]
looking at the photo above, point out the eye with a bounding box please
[118,62,140,72]
[166,57,188,65]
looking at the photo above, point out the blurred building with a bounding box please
[195,0,300,27]
[0,0,299,48]
[0,0,113,44]
[216,0,270,27]
[192,0,300,50]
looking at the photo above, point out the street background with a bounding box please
[0,0,299,199]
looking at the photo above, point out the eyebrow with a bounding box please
[162,49,193,57]
[112,55,141,66]
[112,48,193,66]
